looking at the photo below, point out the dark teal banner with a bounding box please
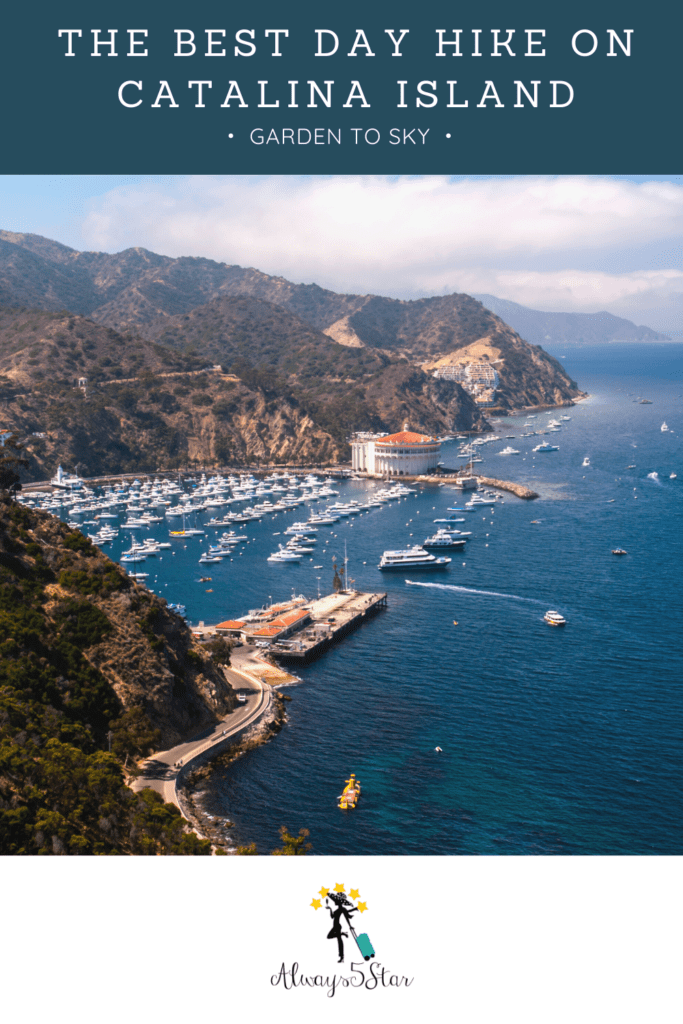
[1,0,678,172]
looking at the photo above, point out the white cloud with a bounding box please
[78,175,683,329]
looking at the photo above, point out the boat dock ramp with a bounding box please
[211,589,387,663]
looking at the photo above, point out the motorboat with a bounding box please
[465,494,498,506]
[544,610,566,626]
[422,530,467,549]
[378,547,451,570]
[533,443,560,452]
[582,457,590,467]
[267,546,301,562]
[611,548,628,555]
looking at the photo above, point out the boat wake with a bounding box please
[405,580,545,604]
[647,471,660,482]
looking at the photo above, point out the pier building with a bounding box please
[351,429,441,476]
[212,590,387,662]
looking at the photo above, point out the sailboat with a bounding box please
[168,509,205,537]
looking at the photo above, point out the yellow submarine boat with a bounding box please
[338,774,361,810]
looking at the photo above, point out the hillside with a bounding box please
[0,301,489,480]
[139,294,490,439]
[0,496,237,854]
[0,232,585,456]
[474,294,670,346]
[0,307,348,478]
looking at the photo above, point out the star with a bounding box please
[318,886,329,898]
[310,898,322,910]
[357,901,368,913]
[349,888,360,900]
[334,883,345,893]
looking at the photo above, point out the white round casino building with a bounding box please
[351,430,441,477]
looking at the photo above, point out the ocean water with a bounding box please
[197,343,683,855]
[56,343,683,854]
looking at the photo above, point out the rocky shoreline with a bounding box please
[177,689,289,852]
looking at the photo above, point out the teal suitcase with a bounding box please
[350,924,375,960]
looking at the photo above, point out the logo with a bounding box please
[270,881,414,997]
[311,883,373,964]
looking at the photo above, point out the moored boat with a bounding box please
[422,530,467,549]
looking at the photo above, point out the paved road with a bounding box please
[131,666,271,807]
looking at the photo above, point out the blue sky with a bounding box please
[1,174,682,332]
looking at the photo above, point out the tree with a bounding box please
[271,826,312,856]
[0,433,28,494]
[204,635,233,666]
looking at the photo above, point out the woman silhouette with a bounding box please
[326,892,357,962]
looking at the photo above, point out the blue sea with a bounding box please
[59,343,683,854]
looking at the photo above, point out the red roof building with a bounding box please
[351,427,441,477]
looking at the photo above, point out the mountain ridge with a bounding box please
[474,293,670,346]
[0,232,586,479]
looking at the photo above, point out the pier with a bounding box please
[212,589,387,663]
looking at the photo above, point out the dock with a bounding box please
[271,590,387,662]
[211,590,387,663]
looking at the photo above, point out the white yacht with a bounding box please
[661,422,669,432]
[422,531,467,550]
[466,494,498,506]
[498,446,520,455]
[267,546,301,563]
[378,547,451,570]
[582,456,590,467]
[533,442,560,452]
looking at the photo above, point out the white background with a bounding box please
[3,856,679,1023]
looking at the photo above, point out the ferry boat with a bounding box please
[338,774,361,810]
[544,610,566,626]
[378,547,451,570]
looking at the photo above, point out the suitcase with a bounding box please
[350,924,375,960]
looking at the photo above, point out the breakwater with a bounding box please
[475,476,539,499]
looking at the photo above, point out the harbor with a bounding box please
[14,353,683,855]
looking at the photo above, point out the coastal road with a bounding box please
[131,666,271,808]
